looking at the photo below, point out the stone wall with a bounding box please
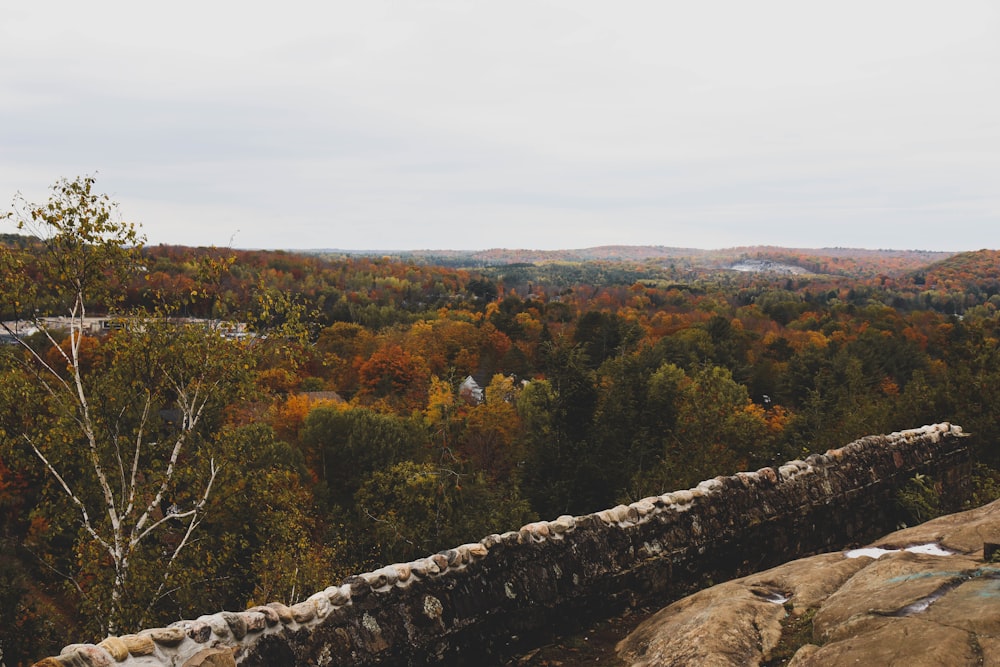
[35,423,971,667]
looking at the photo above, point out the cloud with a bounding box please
[1,1,998,250]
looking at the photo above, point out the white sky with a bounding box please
[1,1,998,251]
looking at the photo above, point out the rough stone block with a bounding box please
[181,648,237,667]
[146,626,186,646]
[120,634,155,656]
[96,637,129,661]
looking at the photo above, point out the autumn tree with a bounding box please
[355,458,533,566]
[300,405,424,510]
[356,344,430,412]
[316,321,375,397]
[166,423,346,615]
[587,352,681,502]
[0,177,251,636]
[573,310,640,369]
[520,341,603,516]
[460,374,524,480]
[629,364,782,496]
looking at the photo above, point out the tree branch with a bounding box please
[67,304,123,561]
[123,395,152,520]
[26,435,112,556]
[0,320,73,395]
[22,544,86,598]
[139,459,219,627]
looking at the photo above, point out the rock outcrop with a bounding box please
[618,494,1000,666]
[33,423,971,666]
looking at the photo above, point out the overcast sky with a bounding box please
[2,1,998,251]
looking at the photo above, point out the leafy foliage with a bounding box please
[895,474,944,525]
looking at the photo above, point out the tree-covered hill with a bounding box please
[909,249,1000,292]
[323,244,955,281]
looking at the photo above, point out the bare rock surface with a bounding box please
[615,580,785,666]
[618,498,1000,667]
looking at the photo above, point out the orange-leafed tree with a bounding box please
[356,345,430,413]
[460,374,524,480]
[269,392,342,446]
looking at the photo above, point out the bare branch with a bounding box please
[112,401,131,509]
[123,395,152,520]
[139,459,219,627]
[132,363,218,541]
[22,544,86,598]
[0,320,74,395]
[131,506,197,545]
[363,507,418,550]
[68,324,122,553]
[131,432,187,540]
[27,435,113,556]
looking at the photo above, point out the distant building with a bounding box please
[459,376,484,404]
[301,391,345,405]
[4,316,251,338]
[0,321,38,344]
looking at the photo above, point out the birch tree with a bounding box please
[1,177,250,636]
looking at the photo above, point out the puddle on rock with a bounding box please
[878,578,965,617]
[876,569,1000,617]
[846,543,954,559]
[750,589,790,604]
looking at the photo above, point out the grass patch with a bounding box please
[761,605,819,667]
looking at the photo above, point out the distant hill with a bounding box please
[3,232,958,283]
[908,249,1000,294]
[310,245,709,264]
[313,245,957,280]
[731,247,956,279]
